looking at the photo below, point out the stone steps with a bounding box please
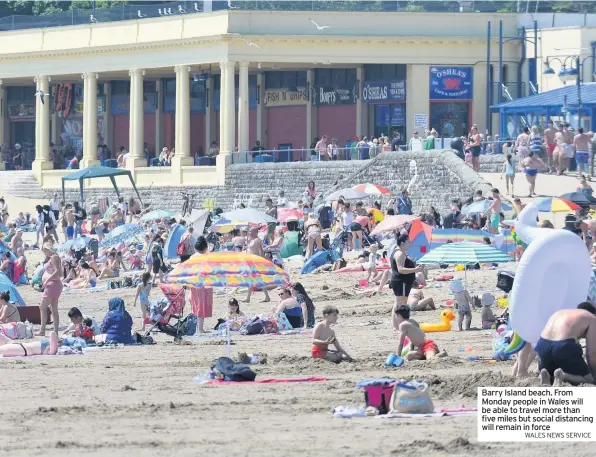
[0,171,48,200]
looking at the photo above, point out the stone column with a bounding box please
[306,69,314,148]
[82,72,99,168]
[32,75,52,179]
[256,72,264,145]
[0,81,5,170]
[218,62,227,152]
[237,61,250,158]
[103,82,113,154]
[174,67,181,154]
[50,85,60,146]
[356,66,364,139]
[205,76,213,151]
[127,69,147,168]
[172,65,193,182]
[155,79,163,158]
[217,61,235,184]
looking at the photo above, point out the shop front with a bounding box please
[6,86,36,165]
[362,79,406,140]
[264,88,308,160]
[429,66,474,138]
[112,82,156,156]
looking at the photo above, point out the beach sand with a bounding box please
[2,247,594,457]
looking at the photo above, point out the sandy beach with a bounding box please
[2,244,594,457]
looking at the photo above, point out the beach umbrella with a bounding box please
[166,251,288,289]
[369,215,419,236]
[352,183,391,196]
[461,199,513,215]
[535,197,580,213]
[0,272,26,306]
[277,208,304,223]
[99,224,145,248]
[56,236,92,253]
[326,188,370,202]
[219,208,277,225]
[140,210,175,222]
[560,192,592,207]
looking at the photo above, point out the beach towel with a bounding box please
[204,377,328,385]
[379,407,477,419]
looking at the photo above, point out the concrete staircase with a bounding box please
[0,171,48,200]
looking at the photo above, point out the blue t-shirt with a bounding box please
[284,305,302,317]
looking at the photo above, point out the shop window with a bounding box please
[143,81,156,94]
[112,81,129,95]
[214,75,221,91]
[282,72,297,90]
[164,78,176,94]
[296,71,307,88]
[346,69,357,88]
[7,86,35,103]
[365,64,406,82]
[265,71,282,89]
[190,81,205,97]
[364,64,382,82]
[315,68,332,86]
[332,69,346,87]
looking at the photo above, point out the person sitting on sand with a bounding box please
[97,251,120,279]
[0,331,58,357]
[312,305,353,363]
[276,287,308,329]
[394,305,447,360]
[536,304,596,386]
[68,262,97,289]
[451,278,473,331]
[407,274,436,311]
[62,307,100,338]
[98,297,133,345]
[481,293,497,329]
[0,291,20,323]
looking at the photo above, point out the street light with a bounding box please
[543,55,596,125]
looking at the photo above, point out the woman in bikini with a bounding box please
[68,262,97,289]
[304,213,323,259]
[98,252,120,279]
[0,331,58,357]
[38,253,63,336]
[0,291,20,323]
[521,151,547,197]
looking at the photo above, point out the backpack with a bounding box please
[214,357,257,382]
[180,314,197,336]
[239,316,265,335]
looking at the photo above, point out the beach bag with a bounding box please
[176,240,186,256]
[239,316,265,335]
[262,318,279,334]
[214,357,257,382]
[273,312,293,331]
[359,379,395,415]
[181,313,197,336]
[389,380,434,414]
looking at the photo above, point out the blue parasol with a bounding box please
[100,224,145,248]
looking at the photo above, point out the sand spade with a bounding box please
[164,252,289,357]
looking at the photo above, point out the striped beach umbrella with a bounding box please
[417,240,514,266]
[352,183,391,196]
[535,197,580,213]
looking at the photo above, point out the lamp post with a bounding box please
[543,55,596,126]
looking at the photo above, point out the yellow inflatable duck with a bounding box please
[420,309,455,333]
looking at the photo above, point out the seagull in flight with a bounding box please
[178,5,187,14]
[137,10,146,18]
[194,2,200,12]
[167,7,173,15]
[228,1,238,9]
[308,17,330,30]
[89,14,97,23]
[236,38,262,49]
[35,90,45,105]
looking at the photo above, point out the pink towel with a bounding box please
[207,377,328,385]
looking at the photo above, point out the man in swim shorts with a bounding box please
[312,306,353,363]
[574,127,591,177]
[483,188,502,234]
[394,305,446,361]
[543,120,557,172]
[536,305,596,386]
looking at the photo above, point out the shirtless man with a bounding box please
[553,123,567,175]
[563,123,575,172]
[543,120,557,173]
[535,305,596,386]
[244,227,271,303]
[573,127,591,177]
[63,204,75,240]
[312,305,353,363]
[0,331,58,357]
[574,218,596,250]
[483,188,502,234]
[394,305,446,360]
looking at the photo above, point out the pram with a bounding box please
[329,226,382,254]
[143,284,197,342]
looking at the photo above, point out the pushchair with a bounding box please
[143,284,197,342]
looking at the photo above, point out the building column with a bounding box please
[50,85,60,147]
[103,82,113,154]
[32,75,52,179]
[256,72,264,145]
[205,76,213,151]
[127,69,147,168]
[237,61,250,159]
[217,61,235,184]
[356,66,364,138]
[306,69,314,148]
[81,72,99,168]
[172,65,193,182]
[0,81,5,170]
[155,79,163,158]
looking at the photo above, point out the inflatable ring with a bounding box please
[503,331,525,356]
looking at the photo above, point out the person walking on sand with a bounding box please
[244,227,272,303]
[37,252,62,336]
[189,236,213,333]
[390,233,424,311]
[501,153,516,196]
[543,120,557,173]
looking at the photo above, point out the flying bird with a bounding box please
[35,90,45,105]
[137,10,146,18]
[178,5,187,13]
[89,14,97,23]
[308,17,330,30]
[228,1,238,9]
[194,2,200,12]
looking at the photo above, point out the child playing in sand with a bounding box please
[481,293,497,329]
[394,305,447,360]
[134,272,152,331]
[312,305,353,363]
[451,278,473,331]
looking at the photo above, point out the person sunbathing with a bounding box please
[0,291,20,323]
[97,252,120,279]
[536,304,596,386]
[312,305,353,363]
[0,331,58,357]
[68,262,97,289]
[394,305,447,361]
[407,284,436,311]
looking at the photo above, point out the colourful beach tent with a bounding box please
[408,220,432,260]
